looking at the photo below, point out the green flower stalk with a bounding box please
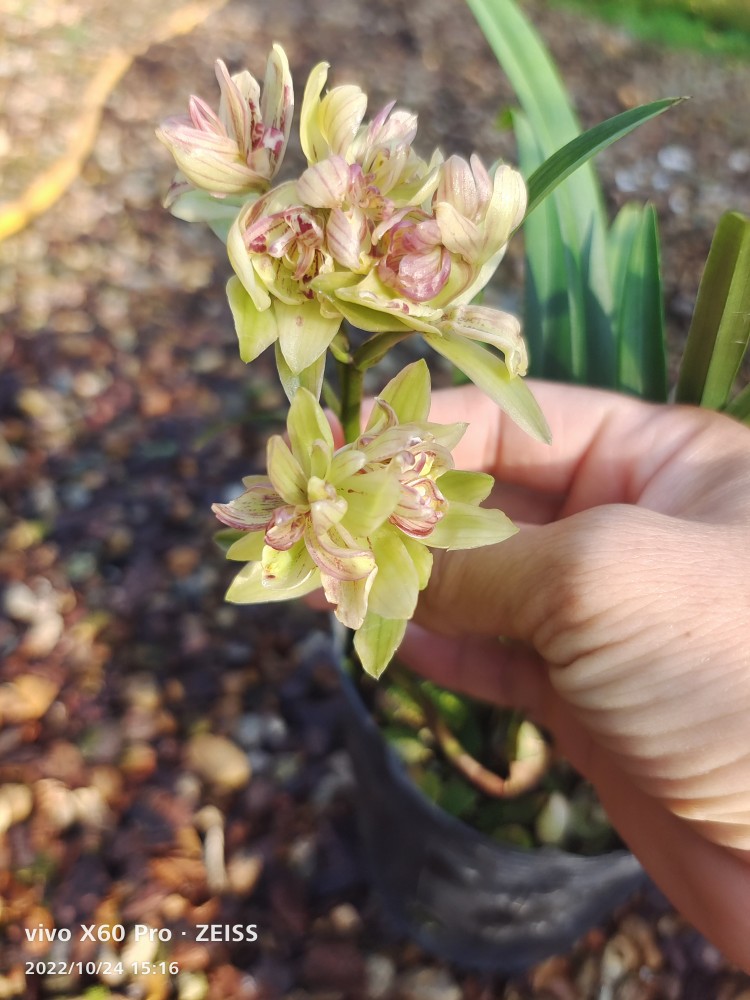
[212,361,516,677]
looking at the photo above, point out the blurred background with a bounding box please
[1,0,750,997]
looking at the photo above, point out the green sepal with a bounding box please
[354,613,408,679]
[423,330,551,443]
[227,275,278,364]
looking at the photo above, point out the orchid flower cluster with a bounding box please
[158,47,548,677]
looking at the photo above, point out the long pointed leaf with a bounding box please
[467,0,615,386]
[725,383,750,424]
[609,204,667,401]
[514,110,577,381]
[676,211,750,409]
[525,99,684,220]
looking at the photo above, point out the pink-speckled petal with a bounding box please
[212,483,281,531]
[264,506,307,550]
[297,156,351,208]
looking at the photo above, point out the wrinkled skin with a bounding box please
[395,380,750,972]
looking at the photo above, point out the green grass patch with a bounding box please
[544,0,750,59]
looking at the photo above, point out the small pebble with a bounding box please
[21,613,64,657]
[3,582,40,623]
[727,149,750,174]
[176,971,209,1000]
[0,784,33,834]
[121,926,159,970]
[186,732,251,792]
[328,903,361,936]
[396,967,462,1000]
[601,933,641,984]
[34,778,78,831]
[364,954,396,999]
[0,674,59,723]
[167,545,200,578]
[226,852,264,896]
[657,145,694,173]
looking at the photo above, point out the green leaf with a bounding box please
[676,211,750,410]
[609,204,668,401]
[466,0,590,152]
[423,331,551,442]
[725,383,750,424]
[513,109,576,382]
[524,99,684,220]
[467,0,615,386]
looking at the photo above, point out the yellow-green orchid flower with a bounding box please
[213,362,518,677]
[157,46,293,203]
[300,62,440,200]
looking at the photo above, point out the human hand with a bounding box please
[398,381,750,972]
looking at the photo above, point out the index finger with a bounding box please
[428,380,675,509]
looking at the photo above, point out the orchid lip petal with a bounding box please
[304,522,375,582]
[264,506,306,550]
[309,496,348,536]
[440,304,528,377]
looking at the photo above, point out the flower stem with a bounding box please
[339,361,364,445]
[391,666,544,799]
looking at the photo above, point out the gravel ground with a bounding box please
[2,0,750,997]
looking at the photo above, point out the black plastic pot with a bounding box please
[332,633,646,974]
